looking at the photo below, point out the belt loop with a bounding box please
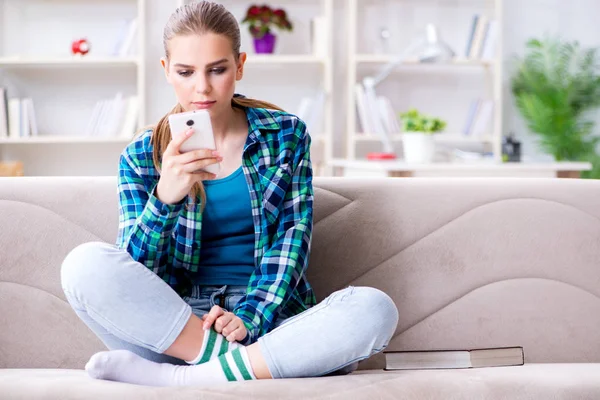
[209,285,228,308]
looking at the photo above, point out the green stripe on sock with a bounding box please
[218,335,230,356]
[199,329,217,364]
[219,354,237,381]
[232,348,253,380]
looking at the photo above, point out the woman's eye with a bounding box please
[177,70,192,77]
[210,68,226,74]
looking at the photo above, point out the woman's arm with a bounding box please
[116,143,184,276]
[233,119,314,344]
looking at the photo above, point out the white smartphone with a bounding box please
[168,109,220,175]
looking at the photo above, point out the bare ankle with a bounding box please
[164,314,205,361]
[247,343,273,379]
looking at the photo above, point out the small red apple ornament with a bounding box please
[71,38,91,56]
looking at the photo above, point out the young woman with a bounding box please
[60,1,398,387]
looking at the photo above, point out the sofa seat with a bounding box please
[2,364,599,399]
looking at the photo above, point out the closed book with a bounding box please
[464,14,479,57]
[469,15,488,59]
[8,98,21,139]
[384,347,524,370]
[0,88,8,138]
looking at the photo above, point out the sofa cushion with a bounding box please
[1,364,599,399]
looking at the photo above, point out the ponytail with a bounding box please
[232,96,284,112]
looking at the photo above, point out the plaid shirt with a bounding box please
[116,105,317,344]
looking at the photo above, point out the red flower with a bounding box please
[242,4,293,38]
[248,5,261,16]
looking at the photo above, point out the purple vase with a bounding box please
[253,32,276,54]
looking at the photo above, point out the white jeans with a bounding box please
[61,241,399,378]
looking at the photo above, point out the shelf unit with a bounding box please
[178,0,335,176]
[0,0,336,176]
[0,136,133,144]
[0,0,146,175]
[0,57,141,68]
[345,0,503,163]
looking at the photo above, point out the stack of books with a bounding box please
[112,18,138,57]
[84,93,139,138]
[464,15,499,61]
[0,88,38,139]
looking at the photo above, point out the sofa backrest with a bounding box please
[1,176,600,369]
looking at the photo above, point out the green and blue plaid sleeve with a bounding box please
[116,137,184,275]
[233,119,314,344]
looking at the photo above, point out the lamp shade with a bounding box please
[415,24,455,62]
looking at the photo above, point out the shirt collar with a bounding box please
[235,95,281,151]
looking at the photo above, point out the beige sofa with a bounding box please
[1,176,600,399]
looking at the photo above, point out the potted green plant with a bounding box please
[242,4,293,54]
[399,108,447,163]
[511,36,600,178]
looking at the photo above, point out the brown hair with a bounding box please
[151,1,283,211]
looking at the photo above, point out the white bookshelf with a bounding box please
[178,0,335,177]
[0,0,335,176]
[345,0,504,163]
[0,136,133,144]
[0,0,146,175]
[0,57,141,68]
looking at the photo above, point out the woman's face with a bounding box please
[162,32,246,119]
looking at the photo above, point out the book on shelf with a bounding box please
[384,346,524,371]
[85,93,138,138]
[0,88,7,138]
[354,83,374,134]
[310,16,328,57]
[354,83,399,138]
[462,98,494,137]
[295,90,326,138]
[112,18,138,57]
[464,15,498,61]
[0,90,38,139]
[377,96,401,135]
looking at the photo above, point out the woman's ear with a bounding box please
[161,57,172,84]
[236,52,247,81]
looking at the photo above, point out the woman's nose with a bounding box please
[195,74,211,94]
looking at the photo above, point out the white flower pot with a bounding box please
[402,132,436,163]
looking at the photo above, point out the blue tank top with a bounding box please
[193,166,255,286]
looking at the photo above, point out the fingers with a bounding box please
[214,313,234,334]
[203,310,246,342]
[225,325,246,342]
[202,305,225,331]
[176,149,221,164]
[165,127,194,156]
[192,171,218,181]
[181,157,222,173]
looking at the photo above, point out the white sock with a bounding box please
[186,327,242,364]
[85,347,256,387]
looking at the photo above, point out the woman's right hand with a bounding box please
[155,127,223,205]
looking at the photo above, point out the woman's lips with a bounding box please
[192,101,216,109]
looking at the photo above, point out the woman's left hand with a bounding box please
[202,305,248,342]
